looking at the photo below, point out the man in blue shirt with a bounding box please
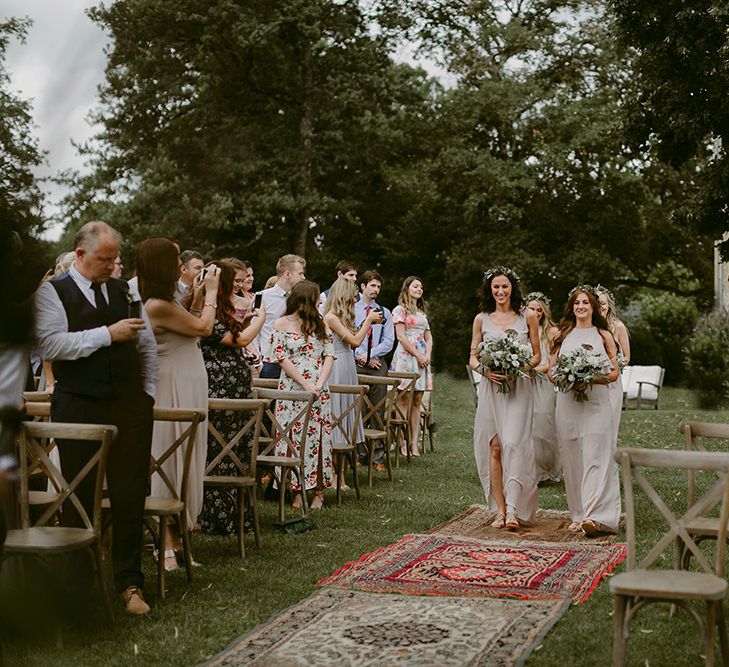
[353,270,394,471]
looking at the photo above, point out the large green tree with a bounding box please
[609,0,729,254]
[63,0,436,281]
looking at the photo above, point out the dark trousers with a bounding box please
[356,360,389,464]
[260,362,281,379]
[52,390,153,593]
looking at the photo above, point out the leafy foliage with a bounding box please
[684,310,729,407]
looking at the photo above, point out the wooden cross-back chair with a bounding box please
[420,389,435,454]
[252,386,316,522]
[2,421,117,621]
[678,420,729,572]
[357,374,399,487]
[387,371,418,466]
[205,398,267,557]
[143,407,205,599]
[19,400,63,513]
[610,448,729,666]
[328,384,367,505]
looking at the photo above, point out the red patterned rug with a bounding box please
[319,533,626,603]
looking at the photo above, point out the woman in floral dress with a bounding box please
[391,276,433,457]
[266,280,336,509]
[199,260,266,534]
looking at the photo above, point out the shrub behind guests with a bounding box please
[684,311,729,408]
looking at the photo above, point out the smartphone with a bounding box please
[198,268,208,282]
[254,292,263,309]
[128,301,141,319]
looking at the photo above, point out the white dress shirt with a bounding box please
[34,263,158,398]
[256,284,287,360]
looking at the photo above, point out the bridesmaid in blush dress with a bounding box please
[138,238,221,571]
[549,286,620,537]
[526,292,561,484]
[469,267,541,530]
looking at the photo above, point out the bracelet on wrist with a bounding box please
[204,302,217,308]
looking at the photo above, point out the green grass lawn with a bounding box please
[3,378,729,666]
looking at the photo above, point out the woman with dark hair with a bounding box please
[139,238,220,570]
[222,257,261,370]
[469,267,541,530]
[266,280,335,509]
[526,292,561,484]
[199,260,266,534]
[549,286,620,537]
[391,276,433,457]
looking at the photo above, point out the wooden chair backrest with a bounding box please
[252,378,279,390]
[253,388,315,461]
[328,384,367,449]
[24,401,51,419]
[616,447,729,576]
[18,421,117,530]
[679,420,729,506]
[206,399,267,478]
[22,391,52,403]
[387,371,418,423]
[356,375,399,431]
[149,408,206,503]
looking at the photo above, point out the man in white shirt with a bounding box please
[258,254,306,379]
[34,221,159,616]
[353,270,395,470]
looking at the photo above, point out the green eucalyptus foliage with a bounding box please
[685,310,729,408]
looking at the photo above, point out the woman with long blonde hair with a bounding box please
[525,292,561,484]
[391,276,433,457]
[323,277,382,488]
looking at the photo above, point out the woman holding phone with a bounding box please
[138,238,221,570]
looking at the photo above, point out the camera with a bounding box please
[373,307,387,324]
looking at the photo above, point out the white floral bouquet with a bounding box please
[552,344,610,402]
[477,330,533,394]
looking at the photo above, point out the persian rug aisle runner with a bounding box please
[203,588,570,667]
[319,533,626,603]
[429,505,623,543]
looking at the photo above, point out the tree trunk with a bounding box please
[295,41,313,259]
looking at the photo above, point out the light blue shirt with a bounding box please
[353,299,394,361]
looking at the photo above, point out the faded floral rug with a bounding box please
[202,588,569,666]
[428,505,622,543]
[319,533,626,603]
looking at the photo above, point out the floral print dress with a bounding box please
[267,330,335,491]
[391,306,432,391]
[199,319,253,534]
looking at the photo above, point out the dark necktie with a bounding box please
[91,282,109,319]
[365,305,373,363]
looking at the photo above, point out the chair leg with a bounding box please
[352,451,361,500]
[707,601,718,667]
[367,439,374,488]
[179,514,194,583]
[93,544,114,623]
[384,434,393,481]
[250,488,262,548]
[612,595,628,666]
[157,515,167,600]
[716,602,729,666]
[299,466,309,516]
[236,488,245,559]
[336,454,344,506]
[278,468,288,523]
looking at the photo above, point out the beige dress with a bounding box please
[554,326,620,532]
[533,335,561,483]
[149,317,209,525]
[473,312,538,523]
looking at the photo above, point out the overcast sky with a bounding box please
[4,1,107,240]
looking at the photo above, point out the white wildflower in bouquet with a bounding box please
[552,344,610,402]
[477,330,533,394]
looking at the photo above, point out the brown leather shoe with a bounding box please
[121,586,150,615]
[373,464,386,473]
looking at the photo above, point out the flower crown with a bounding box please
[568,284,598,299]
[525,291,551,307]
[484,266,520,284]
[594,284,614,302]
